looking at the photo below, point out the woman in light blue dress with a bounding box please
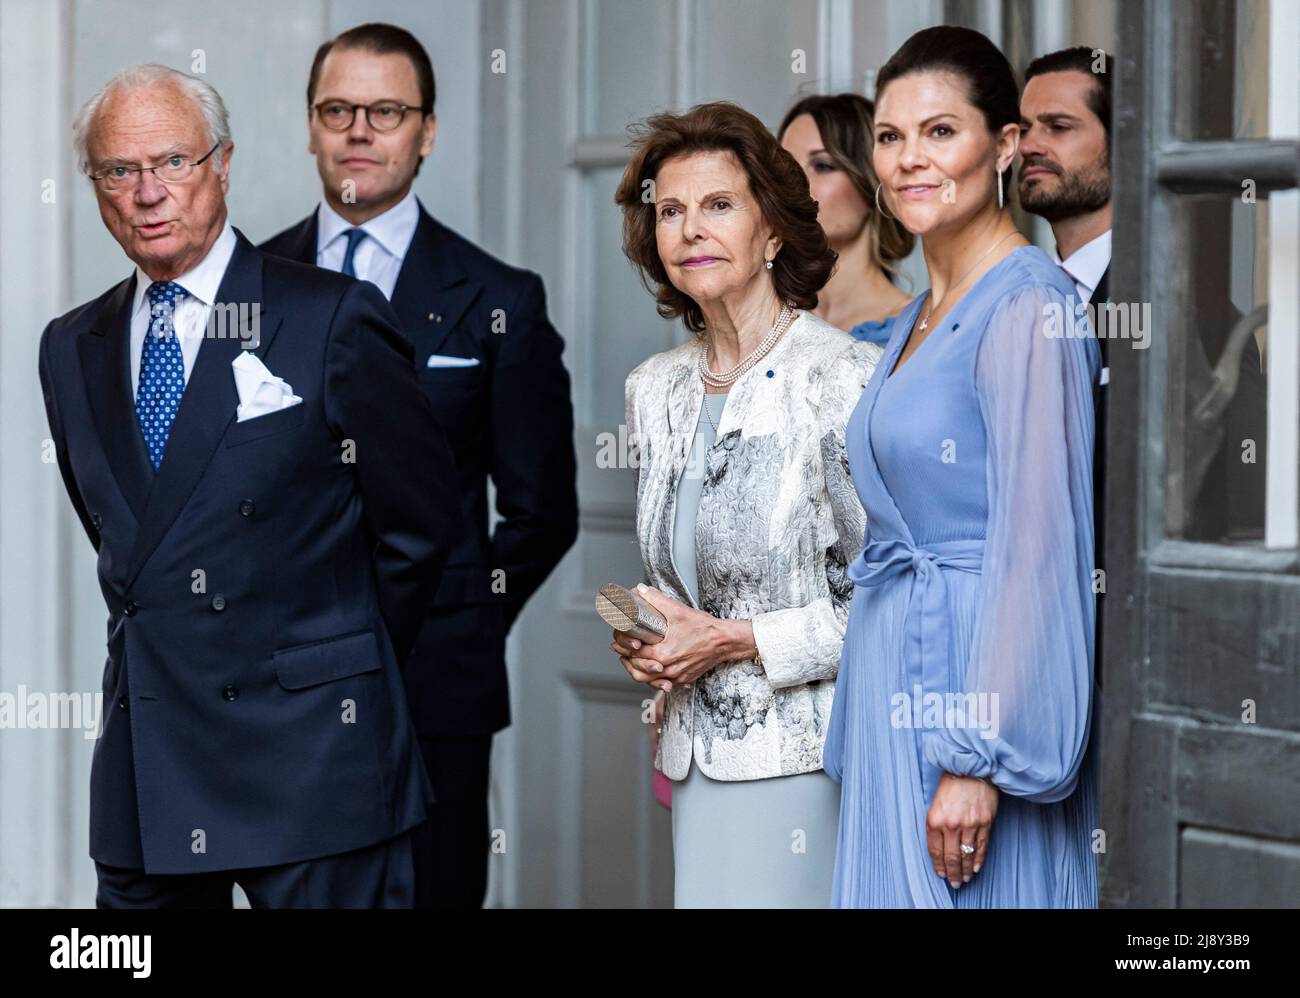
[823,26,1101,908]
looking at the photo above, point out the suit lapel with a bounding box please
[282,202,481,360]
[80,276,154,520]
[389,206,482,363]
[124,230,282,588]
[1092,264,1110,365]
[278,211,318,266]
[643,354,702,607]
[1092,263,1110,307]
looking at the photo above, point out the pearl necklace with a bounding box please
[702,392,722,432]
[698,304,796,388]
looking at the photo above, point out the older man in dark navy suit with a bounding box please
[40,63,458,907]
[262,23,579,908]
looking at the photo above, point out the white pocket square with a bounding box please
[426,354,480,369]
[231,353,303,423]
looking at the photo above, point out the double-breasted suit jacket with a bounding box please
[39,230,459,874]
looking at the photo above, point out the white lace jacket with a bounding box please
[625,311,881,781]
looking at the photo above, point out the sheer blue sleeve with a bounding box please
[922,282,1100,803]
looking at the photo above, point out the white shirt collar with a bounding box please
[131,220,238,315]
[316,187,420,259]
[1053,229,1111,296]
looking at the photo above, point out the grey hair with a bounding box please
[72,63,231,175]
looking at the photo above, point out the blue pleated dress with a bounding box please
[823,246,1102,908]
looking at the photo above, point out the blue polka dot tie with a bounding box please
[136,281,189,470]
[340,228,366,277]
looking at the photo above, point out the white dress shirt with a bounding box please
[1055,228,1112,386]
[1053,229,1111,305]
[315,188,419,300]
[129,221,237,401]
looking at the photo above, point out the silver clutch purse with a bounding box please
[595,583,668,644]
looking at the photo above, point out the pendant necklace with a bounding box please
[918,230,1018,333]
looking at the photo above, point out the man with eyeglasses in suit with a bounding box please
[262,22,580,909]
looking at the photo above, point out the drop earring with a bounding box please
[765,259,774,270]
[996,165,1004,210]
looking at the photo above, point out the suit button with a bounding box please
[123,601,138,617]
[118,696,128,711]
[210,594,227,612]
[91,512,103,530]
[239,499,256,518]
[222,685,239,701]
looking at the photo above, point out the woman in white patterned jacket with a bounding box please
[611,101,882,907]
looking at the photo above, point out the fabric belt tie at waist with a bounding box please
[848,538,984,804]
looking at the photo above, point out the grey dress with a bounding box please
[669,390,840,908]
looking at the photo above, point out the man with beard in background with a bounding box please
[1018,46,1112,691]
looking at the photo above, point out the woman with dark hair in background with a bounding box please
[779,93,914,344]
[822,26,1101,908]
[611,101,879,907]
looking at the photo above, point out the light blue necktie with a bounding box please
[136,281,189,470]
[340,228,367,277]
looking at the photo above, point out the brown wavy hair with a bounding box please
[777,93,915,276]
[614,101,835,335]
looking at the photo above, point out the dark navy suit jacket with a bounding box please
[1092,264,1109,689]
[261,204,579,737]
[38,229,459,874]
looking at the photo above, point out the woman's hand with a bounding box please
[926,772,999,888]
[609,584,755,692]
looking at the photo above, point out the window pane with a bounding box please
[1172,0,1270,140]
[1164,191,1270,543]
[580,0,675,137]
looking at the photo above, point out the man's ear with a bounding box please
[419,113,437,159]
[307,113,318,156]
[218,142,234,194]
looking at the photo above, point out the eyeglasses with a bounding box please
[89,142,222,192]
[312,100,423,132]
